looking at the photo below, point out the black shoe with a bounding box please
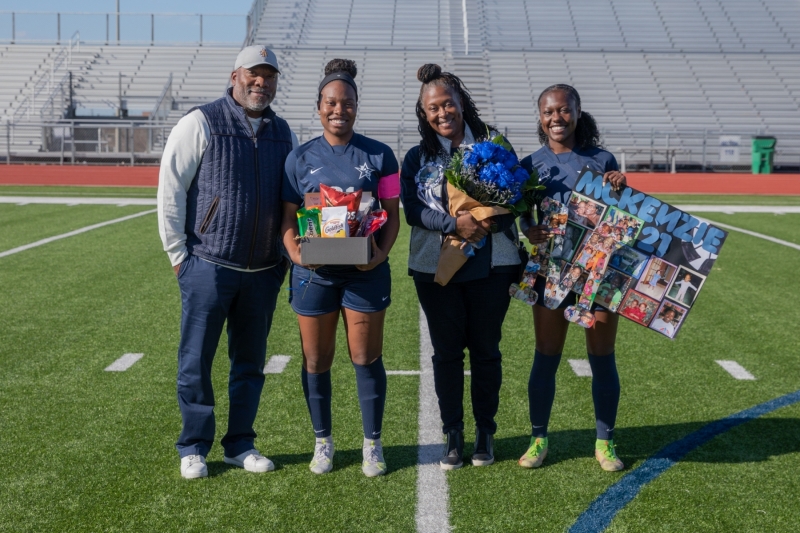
[440,430,464,470]
[472,429,495,466]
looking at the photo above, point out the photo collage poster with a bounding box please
[538,166,728,339]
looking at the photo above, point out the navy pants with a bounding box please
[414,271,516,435]
[175,255,285,458]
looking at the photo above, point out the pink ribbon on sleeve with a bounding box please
[377,172,400,199]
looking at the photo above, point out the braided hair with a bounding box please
[415,64,495,162]
[536,84,602,150]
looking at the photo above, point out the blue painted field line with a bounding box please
[570,389,800,533]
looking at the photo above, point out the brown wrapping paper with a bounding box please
[434,183,512,286]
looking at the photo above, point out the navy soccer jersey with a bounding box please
[520,145,618,205]
[282,133,399,207]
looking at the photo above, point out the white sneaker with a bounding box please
[309,437,334,474]
[362,438,387,477]
[180,455,208,479]
[223,449,275,473]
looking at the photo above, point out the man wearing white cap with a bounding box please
[158,45,298,479]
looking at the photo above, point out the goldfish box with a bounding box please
[301,237,372,265]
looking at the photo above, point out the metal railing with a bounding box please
[244,0,267,47]
[4,120,800,171]
[11,32,80,122]
[0,11,246,45]
[149,74,174,124]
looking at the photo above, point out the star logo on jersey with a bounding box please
[355,163,374,181]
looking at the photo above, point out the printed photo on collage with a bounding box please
[635,257,678,300]
[608,245,649,279]
[666,266,706,307]
[595,269,633,312]
[681,225,721,276]
[618,290,660,326]
[551,222,585,263]
[568,192,606,229]
[649,300,689,338]
[541,197,569,235]
[600,206,645,245]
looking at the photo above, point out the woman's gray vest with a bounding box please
[185,91,293,269]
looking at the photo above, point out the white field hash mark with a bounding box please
[416,307,451,533]
[105,353,144,372]
[569,359,593,377]
[0,209,157,258]
[716,360,756,380]
[264,355,291,374]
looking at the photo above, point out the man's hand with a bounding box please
[173,263,182,276]
[603,171,627,191]
[523,224,552,245]
[356,236,386,271]
[455,210,488,243]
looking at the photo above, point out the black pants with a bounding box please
[415,271,516,435]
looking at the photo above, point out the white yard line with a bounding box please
[0,196,156,206]
[264,355,291,374]
[416,307,451,533]
[104,353,144,372]
[0,209,156,258]
[715,360,756,380]
[675,205,800,214]
[568,359,593,377]
[698,218,800,252]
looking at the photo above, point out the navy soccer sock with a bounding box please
[353,356,387,440]
[528,350,562,438]
[301,367,332,438]
[588,352,621,441]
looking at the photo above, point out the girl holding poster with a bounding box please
[518,84,628,472]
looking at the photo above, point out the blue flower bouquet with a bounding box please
[434,135,543,285]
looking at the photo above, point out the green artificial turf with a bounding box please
[0,185,157,198]
[654,194,800,206]
[0,206,798,532]
[702,213,800,246]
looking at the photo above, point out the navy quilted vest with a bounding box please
[185,90,292,269]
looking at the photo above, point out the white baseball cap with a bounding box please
[234,45,281,73]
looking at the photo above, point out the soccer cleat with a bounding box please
[440,430,464,470]
[223,449,275,473]
[595,439,624,471]
[180,454,208,479]
[472,429,495,466]
[518,436,549,468]
[309,437,334,475]
[362,439,387,477]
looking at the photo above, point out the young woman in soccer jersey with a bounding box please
[280,59,401,477]
[518,84,628,472]
[400,64,522,470]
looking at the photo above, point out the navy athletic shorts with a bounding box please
[289,260,392,316]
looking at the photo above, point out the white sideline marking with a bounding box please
[0,196,156,205]
[698,218,800,252]
[105,353,143,372]
[675,205,800,214]
[416,307,451,533]
[387,370,421,375]
[264,355,291,374]
[0,209,156,258]
[568,359,593,377]
[716,360,756,380]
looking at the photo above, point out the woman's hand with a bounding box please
[356,236,386,271]
[603,171,627,191]
[455,211,488,243]
[523,224,552,245]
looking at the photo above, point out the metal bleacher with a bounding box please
[2,0,799,170]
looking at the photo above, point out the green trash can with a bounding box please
[751,136,776,174]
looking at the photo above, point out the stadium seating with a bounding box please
[2,0,799,169]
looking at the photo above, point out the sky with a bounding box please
[0,1,255,43]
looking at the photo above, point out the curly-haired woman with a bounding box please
[399,64,521,470]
